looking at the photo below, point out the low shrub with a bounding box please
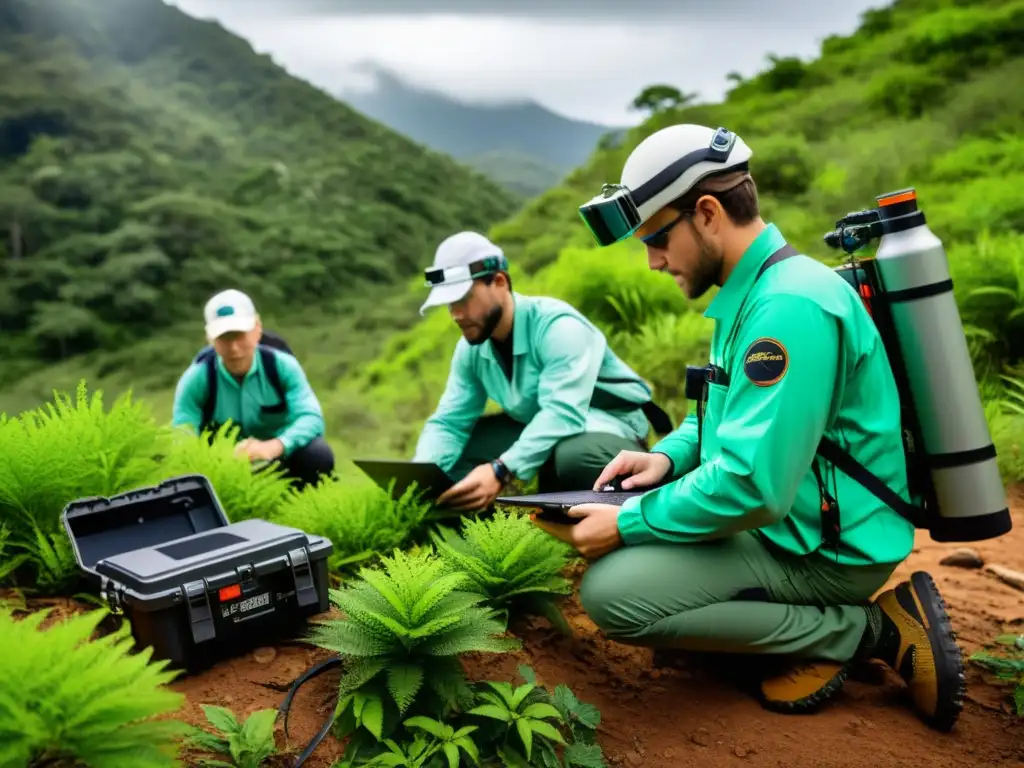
[271,477,435,577]
[347,664,607,767]
[747,133,816,197]
[0,381,169,590]
[185,704,280,768]
[159,423,295,522]
[0,606,188,768]
[305,547,520,753]
[431,509,575,630]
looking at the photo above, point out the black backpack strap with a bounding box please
[194,346,218,433]
[259,345,288,414]
[641,400,674,434]
[259,329,294,356]
[757,243,800,278]
[591,375,674,434]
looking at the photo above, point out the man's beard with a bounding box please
[685,230,723,300]
[462,303,504,345]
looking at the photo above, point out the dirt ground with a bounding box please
[162,489,1024,768]
[15,492,1023,767]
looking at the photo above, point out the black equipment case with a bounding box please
[61,473,333,672]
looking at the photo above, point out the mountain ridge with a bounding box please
[338,62,626,196]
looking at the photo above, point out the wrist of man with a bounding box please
[490,458,513,486]
[652,450,675,479]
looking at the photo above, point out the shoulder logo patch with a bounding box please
[743,337,788,387]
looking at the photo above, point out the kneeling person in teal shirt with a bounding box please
[414,231,666,512]
[172,289,335,488]
[536,124,964,732]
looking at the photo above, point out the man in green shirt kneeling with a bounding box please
[413,231,670,512]
[534,123,965,732]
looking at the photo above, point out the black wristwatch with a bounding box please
[490,458,512,485]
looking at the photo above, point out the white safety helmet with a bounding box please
[578,124,753,247]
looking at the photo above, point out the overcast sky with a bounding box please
[166,0,884,125]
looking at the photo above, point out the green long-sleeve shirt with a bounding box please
[171,347,325,458]
[413,293,652,480]
[617,224,915,567]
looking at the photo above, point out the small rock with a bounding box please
[940,548,983,569]
[690,727,710,746]
[663,749,675,760]
[625,751,644,766]
[649,668,662,680]
[985,564,1024,592]
[252,647,277,664]
[734,745,748,758]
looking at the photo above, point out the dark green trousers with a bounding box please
[450,413,645,492]
[579,530,897,662]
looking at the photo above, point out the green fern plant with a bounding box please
[0,381,168,590]
[160,422,294,521]
[271,477,433,577]
[430,510,575,631]
[0,606,188,768]
[0,523,28,587]
[968,634,1024,715]
[305,547,520,748]
[186,704,280,767]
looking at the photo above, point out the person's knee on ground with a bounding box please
[280,436,335,488]
[539,432,645,492]
[448,413,523,482]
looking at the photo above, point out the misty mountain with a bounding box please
[338,65,623,197]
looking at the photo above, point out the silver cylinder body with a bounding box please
[872,189,1011,542]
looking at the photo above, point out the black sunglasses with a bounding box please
[640,209,693,250]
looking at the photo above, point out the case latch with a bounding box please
[99,576,125,614]
[287,547,317,608]
[182,579,216,644]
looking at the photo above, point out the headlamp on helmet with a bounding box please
[424,254,508,287]
[577,125,748,248]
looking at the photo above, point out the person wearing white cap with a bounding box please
[171,288,335,488]
[413,230,673,513]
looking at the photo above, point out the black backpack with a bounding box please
[193,329,295,434]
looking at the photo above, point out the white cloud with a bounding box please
[168,0,883,125]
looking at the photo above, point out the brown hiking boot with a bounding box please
[863,571,965,731]
[757,660,850,714]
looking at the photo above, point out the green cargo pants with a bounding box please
[579,530,897,661]
[449,413,645,492]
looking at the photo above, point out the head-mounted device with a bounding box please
[423,254,509,287]
[578,126,739,247]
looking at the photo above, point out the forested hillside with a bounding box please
[0,0,516,375]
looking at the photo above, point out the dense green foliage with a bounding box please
[0,379,608,766]
[0,0,516,367]
[0,606,187,768]
[431,510,575,630]
[0,382,438,594]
